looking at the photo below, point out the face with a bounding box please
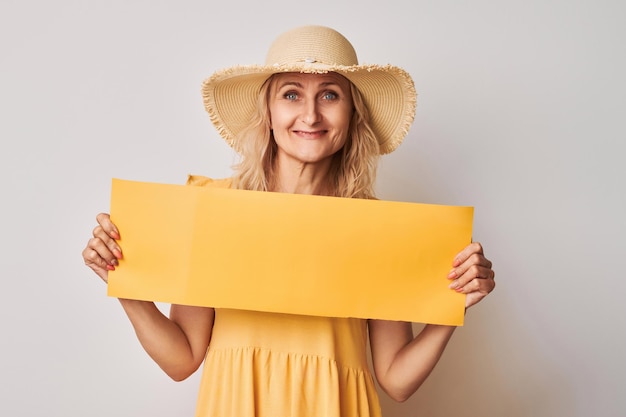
[268,72,353,168]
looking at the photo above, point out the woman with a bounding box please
[83,25,495,416]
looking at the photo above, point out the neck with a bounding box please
[272,155,334,196]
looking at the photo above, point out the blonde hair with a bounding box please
[231,74,379,199]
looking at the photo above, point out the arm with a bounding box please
[369,241,495,402]
[83,213,214,381]
[369,320,455,402]
[119,301,214,381]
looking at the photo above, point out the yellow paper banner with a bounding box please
[107,179,473,325]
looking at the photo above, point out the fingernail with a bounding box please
[449,281,458,290]
[106,264,115,271]
[110,258,119,267]
[447,269,457,279]
[113,248,123,259]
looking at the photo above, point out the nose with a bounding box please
[301,99,322,126]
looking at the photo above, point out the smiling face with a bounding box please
[268,72,354,169]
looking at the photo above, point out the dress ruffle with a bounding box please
[196,346,380,416]
[194,309,382,417]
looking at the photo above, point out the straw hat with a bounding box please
[201,25,417,154]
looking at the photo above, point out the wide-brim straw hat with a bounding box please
[202,25,417,155]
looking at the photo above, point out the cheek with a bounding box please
[269,106,292,130]
[332,109,352,135]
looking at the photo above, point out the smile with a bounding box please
[293,130,328,139]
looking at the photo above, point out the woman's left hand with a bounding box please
[447,242,495,309]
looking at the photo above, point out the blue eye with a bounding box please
[322,91,338,100]
[284,92,298,100]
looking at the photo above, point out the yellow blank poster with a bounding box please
[107,179,473,325]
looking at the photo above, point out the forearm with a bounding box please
[376,324,456,402]
[118,299,201,381]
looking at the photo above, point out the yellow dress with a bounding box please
[187,175,382,417]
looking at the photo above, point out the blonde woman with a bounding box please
[83,25,495,417]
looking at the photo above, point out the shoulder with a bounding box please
[185,174,233,189]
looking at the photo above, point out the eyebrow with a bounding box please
[276,80,343,90]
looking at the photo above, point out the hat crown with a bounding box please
[265,25,358,67]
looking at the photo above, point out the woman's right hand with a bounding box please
[82,213,123,283]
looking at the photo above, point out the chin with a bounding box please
[296,153,335,164]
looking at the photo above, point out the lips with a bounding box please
[293,130,328,139]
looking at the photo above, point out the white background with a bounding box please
[1,1,624,416]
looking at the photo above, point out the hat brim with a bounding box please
[202,63,416,154]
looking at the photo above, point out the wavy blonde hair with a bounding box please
[231,74,380,199]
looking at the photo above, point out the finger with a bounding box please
[448,264,493,291]
[96,213,120,240]
[92,226,123,260]
[452,241,484,267]
[448,250,495,289]
[86,235,120,268]
[464,278,496,308]
[453,252,492,276]
[82,245,107,269]
[454,271,496,294]
[82,246,111,283]
[447,252,492,282]
[92,223,123,260]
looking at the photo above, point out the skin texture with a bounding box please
[82,72,495,400]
